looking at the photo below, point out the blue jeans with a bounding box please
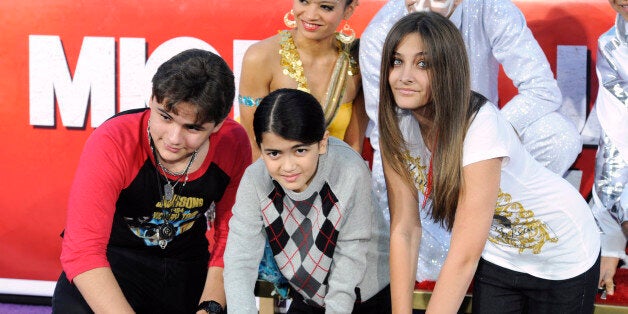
[472,255,600,314]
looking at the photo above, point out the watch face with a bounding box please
[208,301,222,312]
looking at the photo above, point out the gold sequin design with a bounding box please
[278,31,358,93]
[402,150,428,193]
[338,33,359,77]
[279,30,309,92]
[488,189,558,254]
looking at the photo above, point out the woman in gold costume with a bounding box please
[238,0,367,160]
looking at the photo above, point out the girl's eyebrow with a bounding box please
[315,0,340,5]
[394,51,427,56]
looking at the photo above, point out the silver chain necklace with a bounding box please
[146,124,201,249]
[147,126,198,201]
[159,151,197,201]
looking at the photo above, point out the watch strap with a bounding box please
[197,300,223,314]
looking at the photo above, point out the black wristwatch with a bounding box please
[197,300,224,314]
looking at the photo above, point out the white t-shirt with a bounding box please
[400,103,600,280]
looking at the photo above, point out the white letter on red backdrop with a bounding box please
[29,35,115,128]
[120,37,147,113]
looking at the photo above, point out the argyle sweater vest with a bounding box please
[263,180,341,305]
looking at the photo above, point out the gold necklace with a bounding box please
[279,30,309,92]
[278,31,358,91]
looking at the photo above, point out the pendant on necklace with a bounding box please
[164,182,174,201]
[158,239,168,249]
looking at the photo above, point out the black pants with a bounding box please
[472,255,600,314]
[287,285,391,314]
[52,246,208,314]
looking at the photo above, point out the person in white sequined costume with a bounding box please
[359,0,582,283]
[591,0,628,298]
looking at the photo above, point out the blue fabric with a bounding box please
[258,241,290,299]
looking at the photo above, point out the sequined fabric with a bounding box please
[595,15,628,161]
[279,30,309,92]
[360,0,582,281]
[450,0,582,176]
[278,30,358,93]
[370,149,449,282]
[590,14,628,258]
[594,134,627,223]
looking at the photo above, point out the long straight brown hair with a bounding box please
[379,12,486,230]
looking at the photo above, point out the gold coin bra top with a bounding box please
[278,30,358,99]
[279,30,309,92]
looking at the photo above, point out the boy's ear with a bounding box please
[149,96,157,107]
[318,131,330,155]
[210,120,225,134]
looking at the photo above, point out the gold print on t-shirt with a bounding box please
[488,189,558,254]
[153,194,203,233]
[403,150,428,193]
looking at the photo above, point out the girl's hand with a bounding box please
[599,256,619,297]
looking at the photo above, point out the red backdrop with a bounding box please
[0,0,616,293]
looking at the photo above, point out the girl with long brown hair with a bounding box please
[380,12,600,313]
